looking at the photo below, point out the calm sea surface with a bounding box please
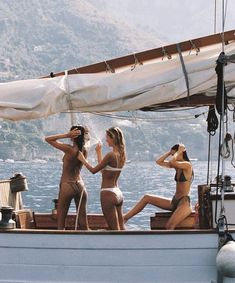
[1,160,235,230]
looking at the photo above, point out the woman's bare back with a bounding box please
[61,147,84,182]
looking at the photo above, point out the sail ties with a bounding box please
[189,40,200,55]
[105,61,115,73]
[176,43,190,104]
[161,47,171,60]
[131,53,143,70]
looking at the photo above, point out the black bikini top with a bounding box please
[174,169,193,183]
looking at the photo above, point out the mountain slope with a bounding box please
[0,0,159,82]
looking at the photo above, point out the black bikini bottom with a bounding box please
[171,195,190,211]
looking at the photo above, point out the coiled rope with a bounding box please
[207,105,219,136]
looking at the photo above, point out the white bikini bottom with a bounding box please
[101,187,123,204]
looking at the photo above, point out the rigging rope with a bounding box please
[207,134,212,185]
[206,105,219,185]
[75,189,84,230]
[220,132,232,159]
[79,110,208,123]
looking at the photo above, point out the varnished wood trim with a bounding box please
[42,29,235,77]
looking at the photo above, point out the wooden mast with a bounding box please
[44,29,235,78]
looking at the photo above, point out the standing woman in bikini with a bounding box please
[124,144,193,230]
[78,127,126,230]
[45,126,89,230]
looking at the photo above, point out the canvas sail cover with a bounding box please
[1,38,235,121]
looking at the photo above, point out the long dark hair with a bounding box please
[171,144,190,162]
[70,125,85,151]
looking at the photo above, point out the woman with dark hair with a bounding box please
[45,126,89,230]
[78,127,126,230]
[124,144,193,230]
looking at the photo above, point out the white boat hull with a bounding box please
[1,230,235,283]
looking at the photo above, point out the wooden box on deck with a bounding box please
[150,212,196,230]
[33,213,108,230]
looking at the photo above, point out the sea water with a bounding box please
[1,160,235,230]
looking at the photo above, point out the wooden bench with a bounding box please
[33,213,108,230]
[150,211,196,230]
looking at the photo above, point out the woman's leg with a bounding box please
[74,186,89,230]
[124,194,172,222]
[166,197,192,230]
[116,202,125,230]
[101,191,120,230]
[57,183,73,230]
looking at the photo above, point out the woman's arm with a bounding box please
[156,151,172,168]
[45,129,80,152]
[169,144,190,170]
[78,151,112,174]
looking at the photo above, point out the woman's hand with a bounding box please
[95,142,102,153]
[78,151,86,163]
[67,129,81,139]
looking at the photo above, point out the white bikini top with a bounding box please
[104,165,122,172]
[104,153,122,172]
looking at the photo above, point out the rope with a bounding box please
[87,111,206,123]
[75,188,84,230]
[207,134,212,185]
[215,53,227,115]
[206,105,218,136]
[176,43,190,104]
[214,115,222,226]
[220,132,232,159]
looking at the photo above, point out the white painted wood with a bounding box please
[1,231,233,283]
[0,265,217,283]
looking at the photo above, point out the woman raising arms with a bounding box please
[78,127,126,230]
[45,126,89,230]
[124,144,193,230]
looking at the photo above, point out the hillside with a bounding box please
[0,1,224,162]
[0,0,160,82]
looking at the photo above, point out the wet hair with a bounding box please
[106,127,126,166]
[171,144,190,162]
[70,125,85,151]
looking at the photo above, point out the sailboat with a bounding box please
[1,28,235,282]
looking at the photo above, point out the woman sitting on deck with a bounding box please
[45,126,89,230]
[124,144,193,230]
[78,127,126,230]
